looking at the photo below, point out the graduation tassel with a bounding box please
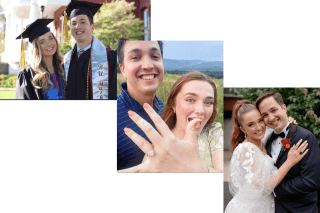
[63,11,69,42]
[19,37,26,69]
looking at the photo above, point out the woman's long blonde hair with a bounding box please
[30,33,65,92]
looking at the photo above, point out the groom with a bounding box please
[256,91,320,213]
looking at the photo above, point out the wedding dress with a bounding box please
[225,142,279,213]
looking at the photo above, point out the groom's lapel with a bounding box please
[276,123,297,165]
[266,135,273,158]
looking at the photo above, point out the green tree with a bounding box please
[93,0,145,50]
[59,30,73,55]
[0,26,5,60]
[0,3,5,23]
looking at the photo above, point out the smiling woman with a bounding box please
[162,71,223,172]
[118,71,223,173]
[15,18,66,99]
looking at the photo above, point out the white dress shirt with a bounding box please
[271,122,290,164]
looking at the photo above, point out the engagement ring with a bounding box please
[300,152,303,155]
[147,150,155,157]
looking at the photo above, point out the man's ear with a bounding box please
[91,24,95,31]
[119,64,126,79]
[282,104,287,113]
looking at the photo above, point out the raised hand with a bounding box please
[288,116,298,125]
[120,103,208,173]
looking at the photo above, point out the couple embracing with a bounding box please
[226,91,320,213]
[15,0,117,100]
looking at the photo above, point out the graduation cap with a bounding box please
[66,0,102,20]
[62,0,102,42]
[16,18,54,69]
[16,18,53,43]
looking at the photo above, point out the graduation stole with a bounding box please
[64,37,109,99]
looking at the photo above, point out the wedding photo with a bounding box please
[117,40,224,173]
[224,88,320,213]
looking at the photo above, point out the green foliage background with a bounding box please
[94,0,145,50]
[117,72,224,128]
[59,0,145,54]
[0,74,17,88]
[231,88,320,145]
[59,31,73,55]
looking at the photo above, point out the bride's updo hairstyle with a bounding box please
[231,100,257,150]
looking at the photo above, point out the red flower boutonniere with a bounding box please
[281,138,291,151]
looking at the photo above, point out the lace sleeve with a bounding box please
[208,122,223,154]
[228,142,279,197]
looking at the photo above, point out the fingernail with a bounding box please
[143,103,149,108]
[124,128,129,133]
[128,111,134,117]
[196,120,201,124]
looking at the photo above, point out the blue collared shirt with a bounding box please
[77,44,91,58]
[117,82,164,170]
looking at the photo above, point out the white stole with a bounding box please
[64,37,109,99]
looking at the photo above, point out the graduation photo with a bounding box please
[0,0,149,99]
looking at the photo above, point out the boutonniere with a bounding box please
[281,138,291,151]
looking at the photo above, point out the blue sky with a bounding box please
[162,41,223,61]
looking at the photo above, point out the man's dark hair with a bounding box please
[255,91,284,110]
[117,41,164,65]
[88,16,93,25]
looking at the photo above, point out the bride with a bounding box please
[225,100,308,213]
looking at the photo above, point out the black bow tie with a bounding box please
[270,124,291,141]
[272,131,286,139]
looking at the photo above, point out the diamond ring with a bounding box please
[300,152,303,155]
[147,150,154,157]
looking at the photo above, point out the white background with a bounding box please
[1,0,320,212]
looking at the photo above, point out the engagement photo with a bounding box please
[0,0,150,99]
[224,88,320,213]
[117,40,224,172]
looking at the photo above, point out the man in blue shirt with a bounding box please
[117,41,164,170]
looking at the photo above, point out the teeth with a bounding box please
[76,32,83,35]
[141,74,155,80]
[270,119,278,125]
[188,118,202,124]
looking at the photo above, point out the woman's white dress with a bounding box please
[225,142,279,213]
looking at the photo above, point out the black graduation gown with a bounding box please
[65,47,117,100]
[107,49,117,100]
[15,68,44,100]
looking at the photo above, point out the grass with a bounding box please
[117,72,224,128]
[0,91,15,99]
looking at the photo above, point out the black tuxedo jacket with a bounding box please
[266,124,320,213]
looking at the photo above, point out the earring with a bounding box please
[173,108,176,113]
[245,133,247,138]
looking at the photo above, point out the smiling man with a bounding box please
[256,91,320,213]
[117,41,164,170]
[63,0,117,100]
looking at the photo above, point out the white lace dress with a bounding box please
[225,142,279,213]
